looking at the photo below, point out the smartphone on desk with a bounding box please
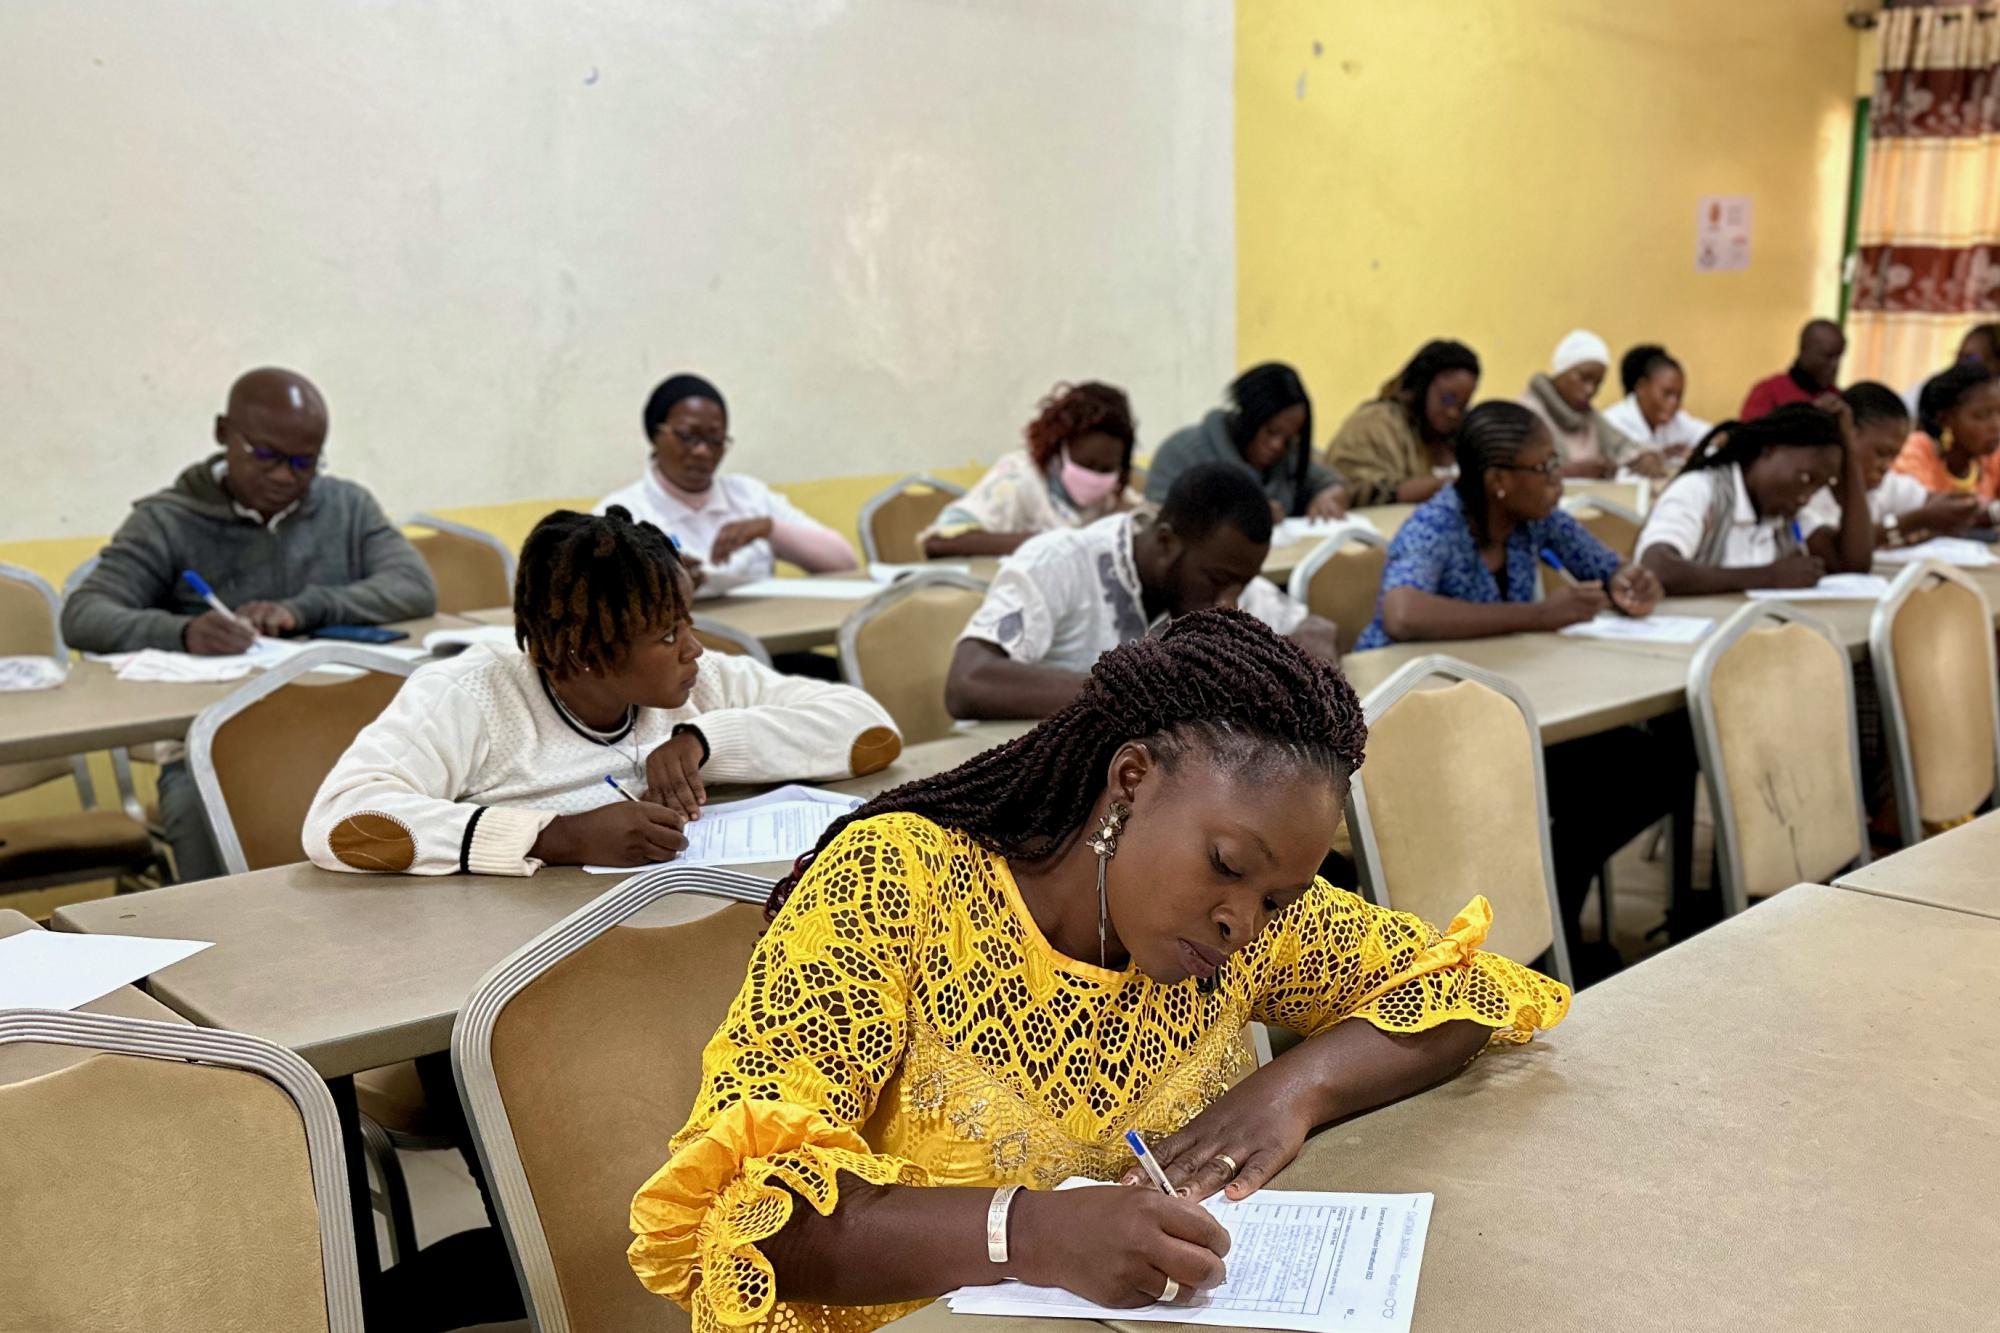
[309,624,410,644]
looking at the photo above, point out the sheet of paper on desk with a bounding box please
[0,932,211,1011]
[0,655,67,691]
[585,785,865,872]
[1274,515,1381,547]
[1746,573,1891,601]
[947,1187,1433,1333]
[96,637,318,682]
[1875,537,2000,568]
[723,578,885,600]
[1557,614,1712,645]
[869,562,973,583]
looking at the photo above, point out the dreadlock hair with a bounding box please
[1916,360,2000,441]
[765,607,1367,919]
[514,506,691,678]
[1024,381,1137,473]
[1389,339,1482,438]
[1841,381,1911,433]
[1452,401,1547,545]
[1618,344,1680,396]
[1224,363,1313,515]
[1678,403,1844,478]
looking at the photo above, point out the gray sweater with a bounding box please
[1145,409,1342,517]
[61,456,438,653]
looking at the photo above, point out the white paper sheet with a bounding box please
[1273,516,1381,548]
[421,624,520,655]
[1874,537,2000,568]
[948,1185,1433,1333]
[1745,574,1892,601]
[98,637,320,683]
[584,784,865,872]
[1557,614,1713,645]
[868,562,974,583]
[722,578,885,601]
[0,656,67,691]
[0,932,212,1010]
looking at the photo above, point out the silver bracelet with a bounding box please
[986,1184,1024,1263]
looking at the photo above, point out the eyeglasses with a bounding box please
[234,436,320,474]
[1495,458,1563,479]
[667,426,731,452]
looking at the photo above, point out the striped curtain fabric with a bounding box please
[1849,5,2000,387]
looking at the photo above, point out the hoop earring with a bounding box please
[1086,801,1129,969]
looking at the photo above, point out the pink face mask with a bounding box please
[1060,449,1122,506]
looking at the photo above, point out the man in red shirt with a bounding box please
[1741,318,1845,420]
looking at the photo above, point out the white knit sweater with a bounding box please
[303,645,900,876]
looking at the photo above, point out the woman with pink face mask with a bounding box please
[922,381,1139,558]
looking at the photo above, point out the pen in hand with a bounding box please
[1124,1128,1178,1196]
[604,775,637,802]
[180,569,251,629]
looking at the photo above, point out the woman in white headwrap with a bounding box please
[1518,330,1653,479]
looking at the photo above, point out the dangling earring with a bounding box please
[1086,801,1129,969]
[1941,427,1956,452]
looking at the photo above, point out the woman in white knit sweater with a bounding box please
[304,507,901,876]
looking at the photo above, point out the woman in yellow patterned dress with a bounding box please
[630,608,1569,1332]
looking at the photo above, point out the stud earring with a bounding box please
[1087,801,1129,969]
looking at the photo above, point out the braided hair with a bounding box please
[766,608,1367,918]
[1618,344,1680,396]
[1678,403,1843,478]
[1451,401,1547,545]
[1224,363,1313,514]
[514,506,691,677]
[1389,340,1482,440]
[1024,381,1136,473]
[1916,360,2000,441]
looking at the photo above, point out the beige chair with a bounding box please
[838,572,988,744]
[1345,655,1574,988]
[1689,602,1869,915]
[406,512,516,614]
[1565,496,1645,561]
[1286,531,1389,655]
[857,474,966,564]
[0,562,156,892]
[1868,560,2000,846]
[60,556,156,826]
[689,616,774,668]
[456,866,775,1333]
[0,1010,363,1332]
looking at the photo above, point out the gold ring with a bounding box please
[1216,1153,1240,1176]
[1159,1278,1179,1303]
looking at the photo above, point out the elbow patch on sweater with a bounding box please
[850,726,902,776]
[327,812,417,872]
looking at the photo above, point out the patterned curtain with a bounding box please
[1849,5,2000,388]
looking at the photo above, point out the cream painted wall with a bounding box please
[0,0,1235,546]
[1237,1,1862,430]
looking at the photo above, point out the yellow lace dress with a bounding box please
[629,813,1570,1333]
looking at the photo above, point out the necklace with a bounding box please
[541,672,646,783]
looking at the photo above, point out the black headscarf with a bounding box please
[642,373,727,440]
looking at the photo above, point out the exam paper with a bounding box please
[1557,614,1713,645]
[584,785,865,872]
[99,637,319,682]
[0,932,212,1010]
[723,578,885,601]
[1746,574,1891,601]
[0,656,67,691]
[947,1186,1433,1333]
[868,562,974,583]
[1273,516,1381,548]
[1875,537,2000,568]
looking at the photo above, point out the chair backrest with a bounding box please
[1565,497,1644,561]
[1345,656,1572,987]
[1285,531,1389,655]
[455,868,775,1333]
[0,561,63,660]
[1869,560,2000,844]
[1689,602,1869,913]
[858,474,966,565]
[188,647,419,874]
[838,573,988,744]
[406,513,517,614]
[0,1011,361,1332]
[689,617,774,668]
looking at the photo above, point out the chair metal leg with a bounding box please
[109,747,150,827]
[359,1112,419,1271]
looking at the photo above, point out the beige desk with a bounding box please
[0,909,190,1084]
[0,614,475,766]
[1834,808,2000,920]
[50,725,1028,1077]
[1337,634,1689,744]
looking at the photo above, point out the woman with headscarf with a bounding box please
[596,373,858,598]
[1517,330,1646,480]
[1145,363,1347,519]
[1324,339,1481,507]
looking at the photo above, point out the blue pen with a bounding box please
[1124,1129,1177,1195]
[1538,548,1563,573]
[1789,520,1804,546]
[603,775,636,802]
[180,569,247,627]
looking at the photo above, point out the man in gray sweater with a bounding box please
[62,366,438,880]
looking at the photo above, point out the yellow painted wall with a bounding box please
[1237,1,1863,429]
